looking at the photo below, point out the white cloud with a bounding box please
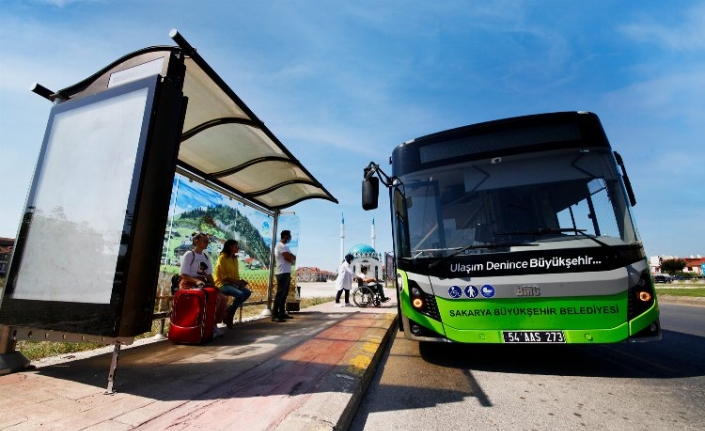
[620,4,705,51]
[602,70,705,124]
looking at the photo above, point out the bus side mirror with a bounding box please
[614,151,637,206]
[362,177,379,210]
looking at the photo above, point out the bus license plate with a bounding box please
[502,331,565,343]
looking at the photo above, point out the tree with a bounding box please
[660,259,686,275]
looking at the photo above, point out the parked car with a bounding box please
[653,274,673,284]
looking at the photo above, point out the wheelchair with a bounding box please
[352,281,383,308]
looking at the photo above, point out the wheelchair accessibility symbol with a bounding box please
[448,286,462,299]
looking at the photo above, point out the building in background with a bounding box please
[0,238,14,277]
[295,267,335,282]
[649,255,705,278]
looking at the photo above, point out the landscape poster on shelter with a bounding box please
[162,174,299,271]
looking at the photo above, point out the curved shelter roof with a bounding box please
[46,30,337,215]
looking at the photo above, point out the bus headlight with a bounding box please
[628,269,656,320]
[406,280,441,320]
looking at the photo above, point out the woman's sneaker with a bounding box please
[213,326,225,338]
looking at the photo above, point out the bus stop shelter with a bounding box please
[40,29,337,216]
[0,29,337,378]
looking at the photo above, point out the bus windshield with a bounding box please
[398,147,639,259]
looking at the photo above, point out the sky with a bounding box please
[1,0,704,272]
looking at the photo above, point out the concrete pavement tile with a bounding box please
[34,392,153,423]
[42,401,149,430]
[84,419,135,431]
[15,400,81,422]
[111,399,187,427]
[44,381,109,401]
[280,339,348,366]
[116,378,213,401]
[0,421,50,431]
[0,372,59,400]
[129,398,220,430]
[0,383,56,404]
[0,413,25,429]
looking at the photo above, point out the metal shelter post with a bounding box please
[263,210,280,316]
[104,342,122,394]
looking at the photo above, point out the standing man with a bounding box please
[273,230,296,322]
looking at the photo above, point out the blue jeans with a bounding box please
[274,273,291,317]
[220,283,252,314]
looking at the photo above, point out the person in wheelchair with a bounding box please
[356,266,391,303]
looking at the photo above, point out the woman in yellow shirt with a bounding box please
[213,239,252,329]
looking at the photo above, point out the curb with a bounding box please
[275,313,397,431]
[657,295,705,307]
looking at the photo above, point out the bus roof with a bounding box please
[392,111,612,175]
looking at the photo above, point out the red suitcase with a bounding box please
[169,287,218,344]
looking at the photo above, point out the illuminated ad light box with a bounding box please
[1,74,184,337]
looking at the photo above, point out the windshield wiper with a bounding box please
[428,241,537,269]
[496,228,609,247]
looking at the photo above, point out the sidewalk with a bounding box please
[0,298,398,431]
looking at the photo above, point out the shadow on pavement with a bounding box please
[419,329,705,379]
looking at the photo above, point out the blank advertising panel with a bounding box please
[0,76,161,335]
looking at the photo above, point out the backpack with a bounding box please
[170,251,209,295]
[170,274,182,295]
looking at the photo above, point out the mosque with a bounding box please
[340,213,385,281]
[295,213,387,282]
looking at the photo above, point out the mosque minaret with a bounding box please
[339,212,345,263]
[371,213,376,250]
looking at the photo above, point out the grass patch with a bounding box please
[656,287,705,298]
[15,320,167,361]
[17,340,105,361]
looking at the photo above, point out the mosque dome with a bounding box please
[348,243,380,259]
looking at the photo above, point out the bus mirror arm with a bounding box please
[363,162,400,211]
[613,151,637,206]
[363,162,391,186]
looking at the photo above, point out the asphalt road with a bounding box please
[350,301,705,431]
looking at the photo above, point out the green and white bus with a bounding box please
[362,111,661,344]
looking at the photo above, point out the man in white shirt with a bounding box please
[273,230,296,322]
